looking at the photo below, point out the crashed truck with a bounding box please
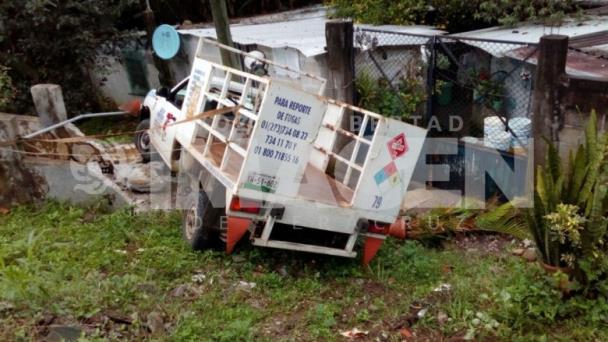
[134,38,426,263]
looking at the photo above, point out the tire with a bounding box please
[182,188,224,251]
[134,119,151,163]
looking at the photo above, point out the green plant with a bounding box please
[0,1,140,113]
[355,72,426,120]
[0,65,17,111]
[474,78,505,105]
[436,53,451,70]
[434,79,447,95]
[329,0,579,32]
[527,111,608,296]
[527,112,607,267]
[475,202,530,240]
[4,202,608,340]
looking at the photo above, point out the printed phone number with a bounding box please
[260,120,309,141]
[253,145,300,165]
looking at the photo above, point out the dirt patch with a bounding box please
[445,233,516,256]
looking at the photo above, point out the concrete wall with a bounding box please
[0,114,47,207]
[559,108,608,161]
[0,113,133,209]
[92,52,160,106]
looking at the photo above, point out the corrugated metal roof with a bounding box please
[452,17,608,44]
[178,6,444,57]
[507,46,608,79]
[570,30,608,48]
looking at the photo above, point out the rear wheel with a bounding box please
[182,188,224,251]
[134,119,151,163]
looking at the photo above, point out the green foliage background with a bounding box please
[0,0,141,114]
[328,0,578,32]
[0,0,320,114]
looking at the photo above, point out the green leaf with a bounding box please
[585,110,598,163]
[547,138,561,182]
[475,202,530,240]
[566,145,588,204]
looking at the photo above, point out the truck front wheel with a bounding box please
[182,188,223,251]
[134,119,151,163]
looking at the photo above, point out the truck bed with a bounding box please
[191,137,353,207]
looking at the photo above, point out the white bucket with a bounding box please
[484,130,511,151]
[484,116,506,134]
[508,117,531,148]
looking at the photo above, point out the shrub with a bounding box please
[0,65,17,111]
[328,0,579,32]
[0,0,139,113]
[355,72,425,120]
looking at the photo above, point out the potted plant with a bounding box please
[469,68,489,102]
[435,79,453,106]
[527,112,608,288]
[480,111,608,295]
[435,53,453,106]
[474,78,505,112]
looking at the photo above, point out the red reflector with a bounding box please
[230,196,261,214]
[368,222,389,235]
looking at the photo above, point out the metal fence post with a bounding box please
[425,36,437,128]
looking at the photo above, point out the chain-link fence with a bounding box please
[354,29,538,200]
[354,28,430,124]
[354,28,538,137]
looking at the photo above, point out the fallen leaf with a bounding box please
[340,327,369,338]
[0,207,9,215]
[105,310,132,324]
[441,264,454,274]
[400,327,413,338]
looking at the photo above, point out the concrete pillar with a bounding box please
[31,84,68,128]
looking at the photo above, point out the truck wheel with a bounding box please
[182,188,223,251]
[134,119,151,163]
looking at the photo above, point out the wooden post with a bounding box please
[209,0,240,70]
[532,35,568,169]
[325,19,355,104]
[325,20,355,174]
[143,6,174,87]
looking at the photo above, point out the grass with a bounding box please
[0,202,607,341]
[77,116,139,144]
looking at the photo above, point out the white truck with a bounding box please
[135,39,426,263]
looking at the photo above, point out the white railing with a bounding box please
[195,63,269,174]
[312,101,381,196]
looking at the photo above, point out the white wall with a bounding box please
[92,53,160,106]
[92,34,419,106]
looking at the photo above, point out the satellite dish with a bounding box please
[152,24,180,60]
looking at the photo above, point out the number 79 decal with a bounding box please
[372,195,383,209]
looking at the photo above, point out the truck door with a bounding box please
[150,80,189,166]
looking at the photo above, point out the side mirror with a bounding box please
[157,87,170,98]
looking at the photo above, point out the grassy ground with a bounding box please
[78,116,140,144]
[0,202,607,341]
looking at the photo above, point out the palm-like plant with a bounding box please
[528,111,608,268]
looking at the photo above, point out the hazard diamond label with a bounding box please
[387,133,408,159]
